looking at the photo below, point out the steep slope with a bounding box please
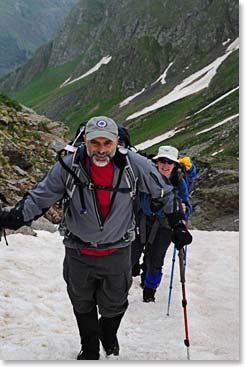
[0,0,78,76]
[0,0,238,119]
[0,0,239,230]
[0,93,67,222]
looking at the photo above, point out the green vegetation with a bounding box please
[209,50,239,94]
[15,57,82,107]
[0,93,22,110]
[0,1,238,171]
[126,93,206,145]
[61,96,122,138]
[12,44,238,172]
[122,78,239,173]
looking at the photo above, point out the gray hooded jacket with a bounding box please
[21,146,175,250]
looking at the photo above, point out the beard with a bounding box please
[86,145,117,167]
[91,155,110,167]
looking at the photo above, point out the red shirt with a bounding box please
[80,160,117,256]
[90,160,113,220]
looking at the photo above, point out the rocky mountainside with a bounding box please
[0,0,238,114]
[0,94,67,224]
[0,94,239,231]
[0,0,239,230]
[0,0,78,77]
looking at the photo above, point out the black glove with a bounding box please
[0,208,25,231]
[171,221,192,250]
[166,211,184,227]
[150,198,163,213]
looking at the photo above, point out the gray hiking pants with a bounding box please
[63,246,132,317]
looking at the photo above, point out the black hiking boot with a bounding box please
[76,347,100,360]
[99,313,124,357]
[77,348,86,360]
[74,307,100,360]
[143,287,156,302]
[102,337,120,357]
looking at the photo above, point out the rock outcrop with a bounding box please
[0,95,67,225]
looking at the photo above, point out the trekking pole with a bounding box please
[0,193,10,245]
[178,248,190,360]
[183,245,187,271]
[166,244,189,316]
[166,245,176,316]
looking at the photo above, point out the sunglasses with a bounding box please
[158,158,175,164]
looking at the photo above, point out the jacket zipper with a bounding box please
[79,162,104,231]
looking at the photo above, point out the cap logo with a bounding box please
[97,120,107,128]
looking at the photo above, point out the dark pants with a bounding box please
[131,221,172,287]
[63,246,132,357]
[144,225,172,274]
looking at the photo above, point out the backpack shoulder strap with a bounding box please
[65,147,82,197]
[123,149,138,199]
[58,145,88,215]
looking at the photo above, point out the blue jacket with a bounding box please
[140,171,192,221]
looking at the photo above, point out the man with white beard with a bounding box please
[0,116,192,360]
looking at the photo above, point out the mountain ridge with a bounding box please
[0,0,239,230]
[0,0,78,77]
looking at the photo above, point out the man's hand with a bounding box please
[0,208,25,231]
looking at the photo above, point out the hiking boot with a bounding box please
[74,307,100,360]
[103,337,120,357]
[77,347,100,360]
[143,287,156,302]
[99,314,123,357]
[77,348,86,360]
